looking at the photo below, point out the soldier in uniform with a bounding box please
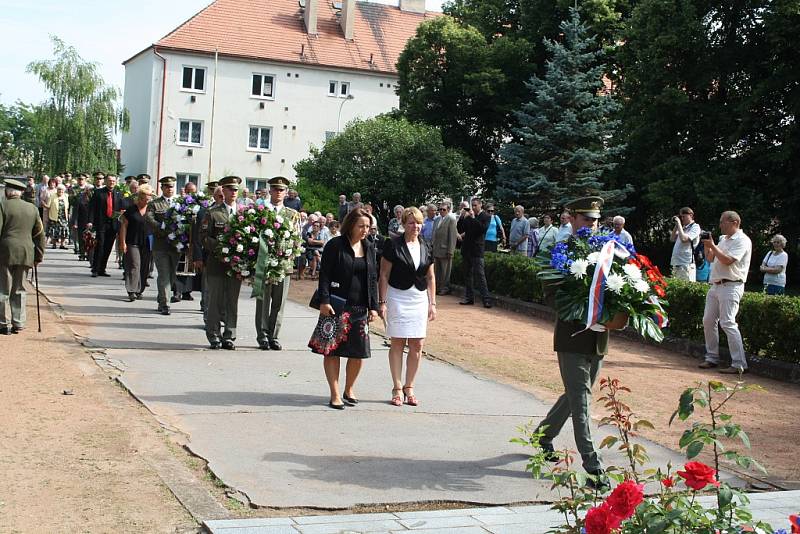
[193,180,219,322]
[253,176,301,351]
[198,176,242,350]
[534,196,610,490]
[0,178,46,334]
[137,173,152,187]
[146,176,180,315]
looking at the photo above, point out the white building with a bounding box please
[121,0,436,192]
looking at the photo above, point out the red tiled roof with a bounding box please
[130,0,438,75]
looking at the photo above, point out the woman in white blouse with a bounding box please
[760,234,788,295]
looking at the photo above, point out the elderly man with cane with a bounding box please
[0,178,46,334]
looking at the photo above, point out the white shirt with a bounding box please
[406,239,421,269]
[615,228,634,246]
[762,250,788,287]
[671,222,700,266]
[226,203,237,218]
[710,230,752,283]
[555,223,572,243]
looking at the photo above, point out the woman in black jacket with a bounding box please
[312,208,380,409]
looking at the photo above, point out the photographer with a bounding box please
[456,198,492,308]
[670,207,701,281]
[698,211,752,374]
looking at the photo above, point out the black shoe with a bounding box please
[170,295,181,303]
[698,361,718,369]
[98,272,110,277]
[343,395,359,405]
[540,443,559,462]
[221,340,236,350]
[182,293,194,301]
[160,306,171,316]
[135,293,143,300]
[128,293,136,302]
[91,272,98,278]
[483,300,493,308]
[210,341,221,350]
[268,339,282,351]
[10,326,22,334]
[0,327,8,335]
[328,401,346,410]
[586,470,611,492]
[258,342,271,350]
[459,300,474,305]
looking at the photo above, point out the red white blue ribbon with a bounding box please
[648,296,669,328]
[585,240,630,332]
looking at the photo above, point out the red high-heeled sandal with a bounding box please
[390,388,402,406]
[403,386,418,406]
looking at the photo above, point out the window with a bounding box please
[246,178,268,192]
[340,82,350,96]
[328,80,351,97]
[175,173,200,191]
[325,131,336,142]
[178,120,203,146]
[251,73,275,98]
[328,81,338,96]
[247,126,272,151]
[181,66,206,92]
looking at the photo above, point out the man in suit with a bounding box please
[87,173,122,277]
[253,176,301,351]
[534,196,609,490]
[193,181,219,323]
[431,200,457,295]
[0,178,46,334]
[456,197,492,308]
[145,176,180,315]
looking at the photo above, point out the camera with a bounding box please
[700,231,712,240]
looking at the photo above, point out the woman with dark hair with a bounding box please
[379,207,436,407]
[312,208,380,409]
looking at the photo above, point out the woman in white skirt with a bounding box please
[379,207,436,406]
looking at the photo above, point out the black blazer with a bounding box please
[318,236,379,311]
[383,235,432,291]
[457,210,491,258]
[88,187,123,230]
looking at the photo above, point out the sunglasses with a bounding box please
[487,210,495,213]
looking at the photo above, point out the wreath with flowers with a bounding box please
[536,227,669,342]
[216,204,304,283]
[164,193,211,253]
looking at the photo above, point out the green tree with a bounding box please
[294,116,471,224]
[294,176,339,216]
[26,36,126,175]
[496,9,629,212]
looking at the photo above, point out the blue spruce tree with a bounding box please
[497,8,629,212]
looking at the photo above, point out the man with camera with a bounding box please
[456,198,492,308]
[698,211,752,374]
[670,207,701,281]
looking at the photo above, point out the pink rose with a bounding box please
[238,216,245,222]
[248,249,255,256]
[260,218,267,225]
[273,222,281,228]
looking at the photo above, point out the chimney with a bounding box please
[399,0,425,13]
[340,0,355,40]
[304,0,318,35]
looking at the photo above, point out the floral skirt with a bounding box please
[309,306,371,359]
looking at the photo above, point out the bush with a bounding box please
[294,176,339,217]
[453,251,800,364]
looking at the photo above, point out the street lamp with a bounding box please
[337,94,355,133]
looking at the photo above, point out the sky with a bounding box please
[0,0,445,107]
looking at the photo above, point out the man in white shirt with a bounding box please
[699,211,752,374]
[612,216,633,246]
[555,210,572,242]
[670,207,701,281]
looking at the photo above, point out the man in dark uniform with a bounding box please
[87,173,121,277]
[198,176,242,350]
[193,180,219,322]
[253,176,301,351]
[0,178,46,334]
[137,173,152,187]
[146,176,180,315]
[535,196,609,489]
[70,173,91,260]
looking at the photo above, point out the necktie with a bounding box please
[106,189,113,218]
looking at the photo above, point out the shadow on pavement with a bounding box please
[140,391,331,408]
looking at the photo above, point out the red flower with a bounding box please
[584,502,623,534]
[638,254,654,268]
[661,477,675,488]
[606,480,644,519]
[677,461,720,490]
[654,285,667,298]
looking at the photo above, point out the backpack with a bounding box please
[693,233,705,268]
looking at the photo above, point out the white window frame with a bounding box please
[247,125,273,152]
[251,73,276,99]
[246,178,269,192]
[175,173,200,191]
[178,119,204,147]
[339,81,350,97]
[328,80,339,97]
[181,66,207,93]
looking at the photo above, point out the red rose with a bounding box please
[677,461,720,491]
[661,477,675,488]
[606,480,644,519]
[584,502,623,534]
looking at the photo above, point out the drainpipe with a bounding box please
[154,46,167,195]
[207,48,219,183]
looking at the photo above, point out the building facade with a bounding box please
[121,0,434,191]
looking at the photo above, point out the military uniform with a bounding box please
[200,176,242,349]
[193,181,218,322]
[146,177,179,314]
[253,176,300,350]
[0,179,46,333]
[535,196,608,478]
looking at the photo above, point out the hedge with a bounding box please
[450,251,800,364]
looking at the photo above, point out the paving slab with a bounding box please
[37,250,741,511]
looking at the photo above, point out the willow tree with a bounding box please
[26,36,126,174]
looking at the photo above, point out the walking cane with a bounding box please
[34,264,42,333]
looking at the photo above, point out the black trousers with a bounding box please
[463,254,490,302]
[93,222,116,274]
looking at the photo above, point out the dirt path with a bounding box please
[289,279,800,486]
[0,291,195,533]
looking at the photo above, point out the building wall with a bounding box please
[120,52,159,178]
[125,50,400,188]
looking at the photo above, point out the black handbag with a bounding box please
[309,289,346,315]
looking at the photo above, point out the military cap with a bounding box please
[206,180,219,189]
[124,175,137,183]
[565,196,604,219]
[137,173,152,184]
[2,178,27,191]
[159,176,177,185]
[93,171,105,179]
[219,176,242,190]
[268,176,291,190]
